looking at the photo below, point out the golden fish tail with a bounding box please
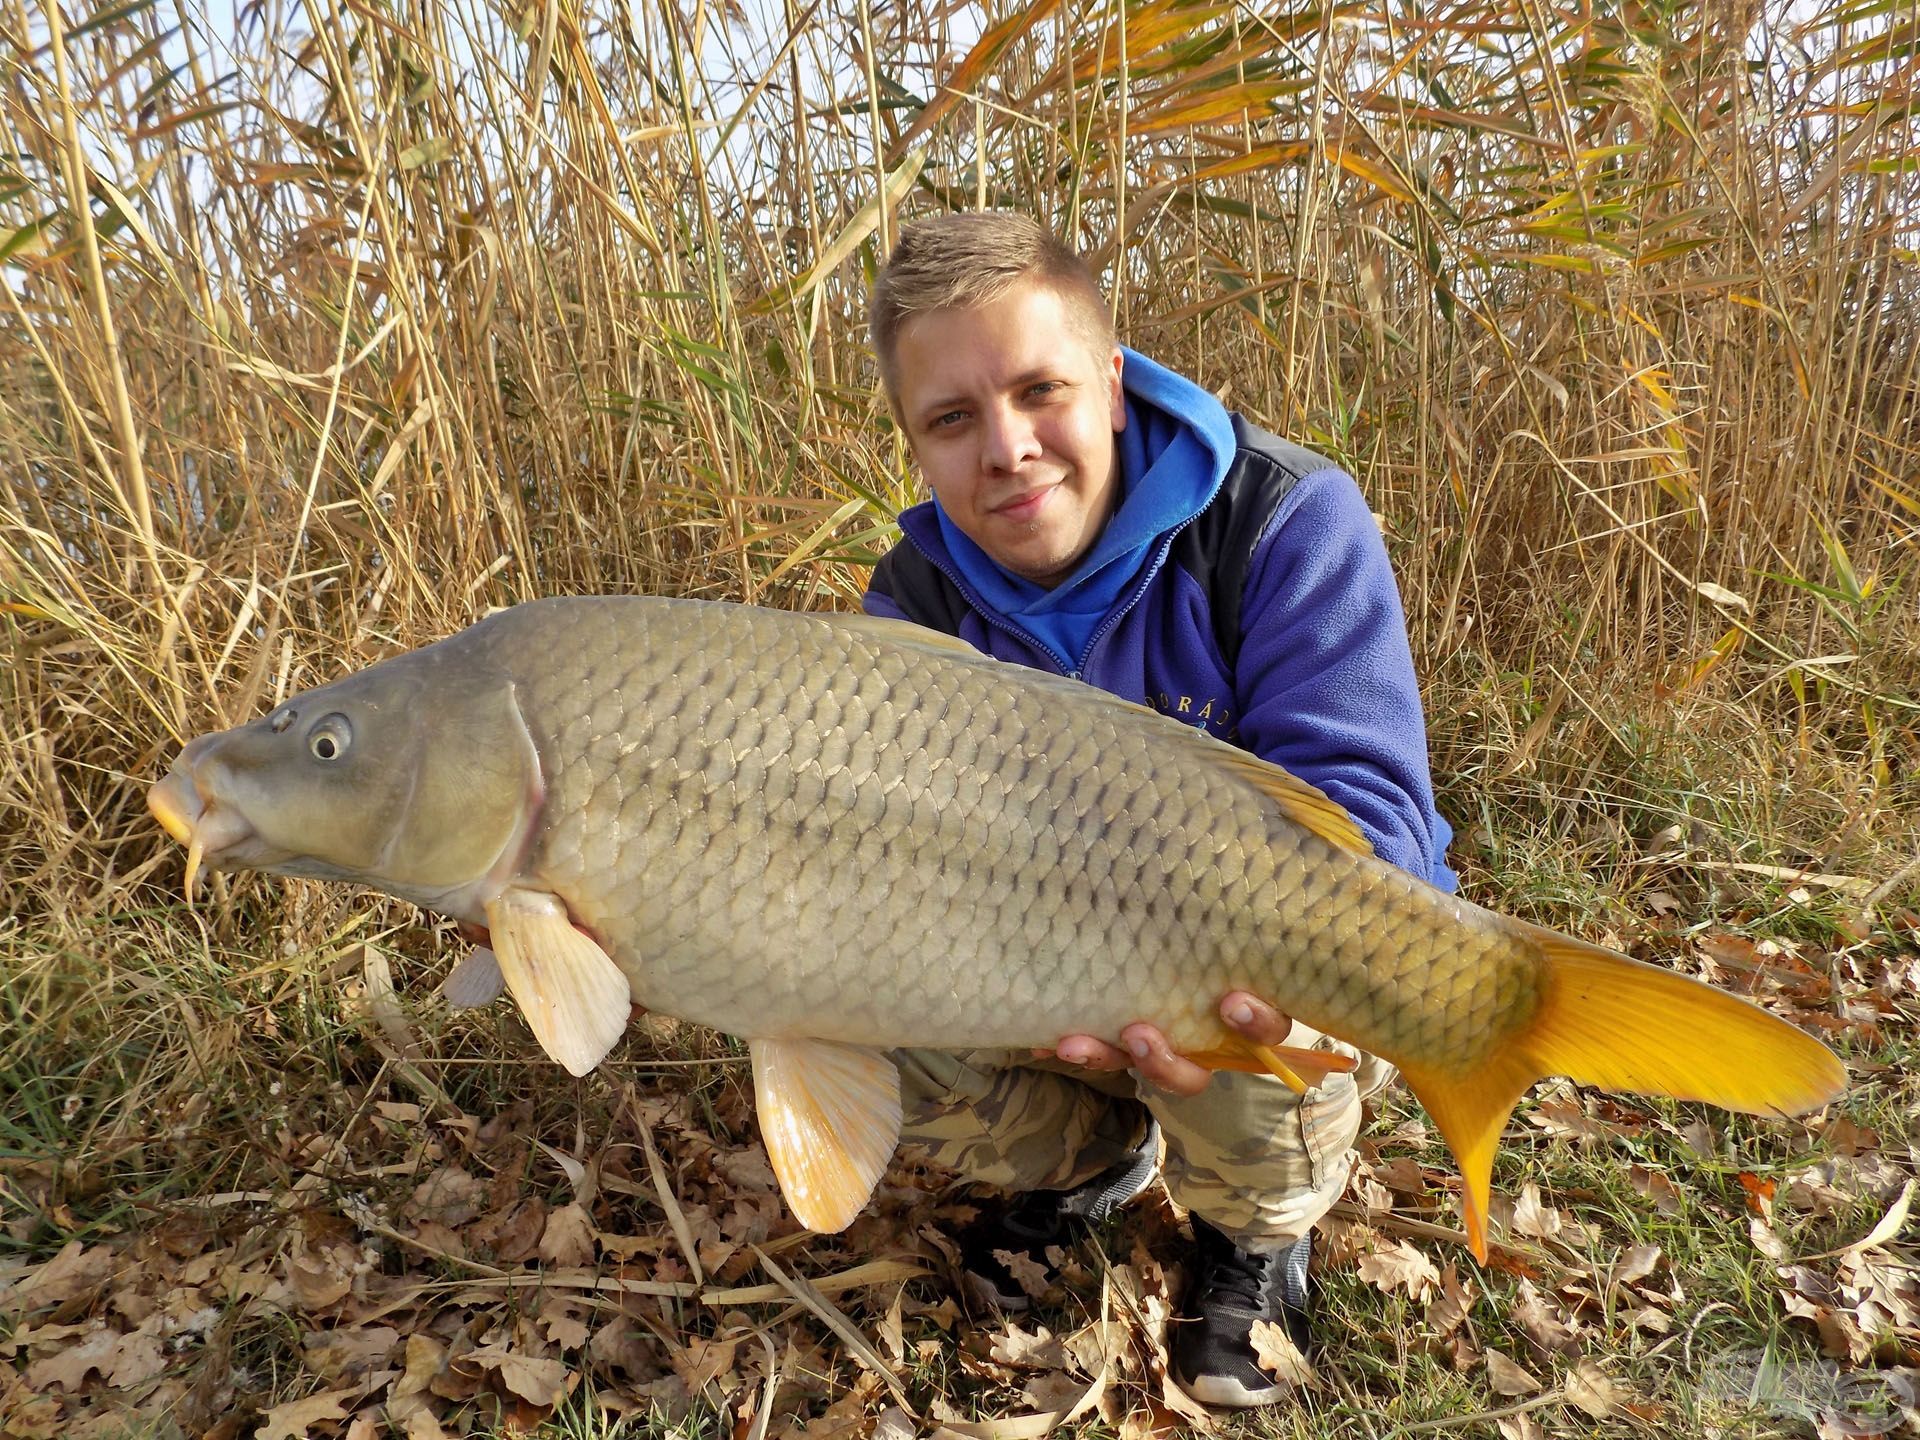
[1397,926,1847,1261]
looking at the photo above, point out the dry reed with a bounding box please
[2,0,1914,925]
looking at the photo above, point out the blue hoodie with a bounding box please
[867,347,1457,891]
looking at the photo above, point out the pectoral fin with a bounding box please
[1179,1035,1361,1094]
[749,1037,902,1233]
[443,947,506,1009]
[484,890,632,1076]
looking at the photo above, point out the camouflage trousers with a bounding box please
[891,1024,1396,1252]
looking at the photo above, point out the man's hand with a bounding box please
[1041,992,1293,1097]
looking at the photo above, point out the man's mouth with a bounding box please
[993,485,1055,523]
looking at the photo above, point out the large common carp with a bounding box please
[148,596,1844,1257]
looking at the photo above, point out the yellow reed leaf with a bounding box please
[1327,149,1416,203]
[1683,626,1745,692]
[755,148,925,312]
[889,1,1065,160]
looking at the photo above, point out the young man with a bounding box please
[863,213,1456,1408]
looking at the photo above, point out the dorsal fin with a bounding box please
[822,610,1373,859]
[1204,749,1375,858]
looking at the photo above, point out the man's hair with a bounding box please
[869,212,1117,407]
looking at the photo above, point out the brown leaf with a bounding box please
[286,1244,358,1312]
[0,1390,64,1440]
[589,1318,660,1381]
[1749,1216,1790,1262]
[1484,1348,1540,1396]
[1510,1279,1579,1358]
[669,1334,741,1392]
[1021,1369,1090,1411]
[538,1203,596,1268]
[1248,1319,1316,1388]
[1425,1263,1476,1340]
[992,1248,1055,1302]
[1371,1157,1428,1195]
[22,1322,121,1391]
[1356,1239,1439,1302]
[304,1325,400,1382]
[1605,1241,1663,1293]
[474,1197,547,1264]
[539,1296,591,1351]
[406,1167,487,1226]
[14,1243,116,1309]
[1495,1414,1543,1440]
[1627,1165,1683,1216]
[711,1145,780,1193]
[1564,1358,1618,1418]
[255,1387,358,1440]
[395,1333,448,1398]
[989,1322,1068,1371]
[1526,1094,1620,1146]
[464,1346,571,1405]
[1511,1183,1562,1242]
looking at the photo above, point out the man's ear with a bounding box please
[1108,346,1126,432]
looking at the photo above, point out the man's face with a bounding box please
[891,279,1126,589]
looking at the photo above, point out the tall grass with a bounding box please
[1,0,1914,989]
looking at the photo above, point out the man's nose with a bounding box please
[980,403,1041,472]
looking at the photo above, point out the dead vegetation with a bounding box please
[2,0,1917,1435]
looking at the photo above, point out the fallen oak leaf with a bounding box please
[1564,1358,1619,1418]
[537,1202,596,1268]
[1356,1238,1439,1303]
[22,1323,121,1391]
[993,1247,1055,1302]
[1248,1319,1317,1389]
[462,1346,572,1406]
[1485,1347,1540,1396]
[255,1386,358,1440]
[1510,1278,1579,1359]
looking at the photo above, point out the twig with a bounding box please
[1399,1389,1565,1432]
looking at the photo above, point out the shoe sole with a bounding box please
[960,1269,1033,1315]
[1173,1371,1290,1409]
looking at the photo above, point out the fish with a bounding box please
[147,595,1846,1257]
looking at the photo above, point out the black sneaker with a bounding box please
[955,1119,1161,1313]
[1170,1217,1313,1408]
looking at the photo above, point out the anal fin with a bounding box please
[749,1037,901,1233]
[484,889,632,1076]
[1179,1034,1360,1094]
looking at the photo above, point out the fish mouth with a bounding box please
[148,759,257,903]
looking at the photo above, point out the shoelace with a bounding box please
[1197,1235,1274,1311]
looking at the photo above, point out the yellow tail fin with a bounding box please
[1398,926,1846,1261]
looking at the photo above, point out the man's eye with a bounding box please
[931,410,967,429]
[1027,381,1062,399]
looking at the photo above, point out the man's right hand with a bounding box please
[1040,991,1293,1097]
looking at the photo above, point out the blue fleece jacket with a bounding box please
[866,349,1456,891]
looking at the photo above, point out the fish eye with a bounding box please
[308,714,352,762]
[270,708,296,733]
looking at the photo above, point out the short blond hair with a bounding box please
[869,213,1116,406]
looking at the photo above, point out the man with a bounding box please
[862,213,1456,1408]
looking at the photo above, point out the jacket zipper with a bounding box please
[913,517,1194,683]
